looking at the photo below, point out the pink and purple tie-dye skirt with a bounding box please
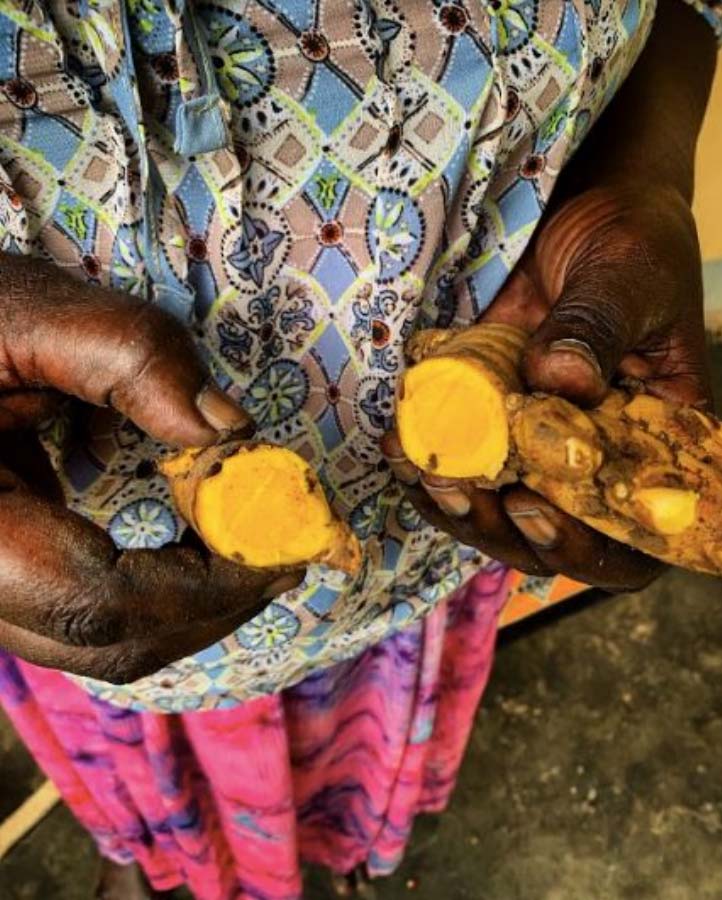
[0,566,508,899]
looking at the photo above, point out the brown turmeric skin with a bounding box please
[161,441,362,576]
[396,323,722,576]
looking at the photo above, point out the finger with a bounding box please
[380,430,419,485]
[523,256,652,405]
[0,606,264,684]
[405,482,552,576]
[0,431,65,502]
[467,489,554,576]
[503,486,663,592]
[523,195,677,405]
[420,474,471,518]
[480,259,549,332]
[0,253,253,446]
[0,389,62,430]
[115,550,304,625]
[384,435,548,572]
[0,469,302,647]
[618,320,713,408]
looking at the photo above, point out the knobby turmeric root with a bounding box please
[396,323,722,576]
[160,440,362,575]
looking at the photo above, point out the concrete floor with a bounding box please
[3,567,722,900]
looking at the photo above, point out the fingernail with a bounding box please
[380,430,404,458]
[381,433,419,485]
[509,507,559,549]
[262,571,305,599]
[422,479,471,517]
[391,460,419,486]
[436,490,471,518]
[196,383,254,435]
[548,339,603,379]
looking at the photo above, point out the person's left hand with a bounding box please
[382,180,712,591]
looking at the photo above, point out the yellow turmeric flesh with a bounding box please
[398,357,509,480]
[396,322,722,576]
[161,441,361,575]
[398,322,526,485]
[632,488,700,537]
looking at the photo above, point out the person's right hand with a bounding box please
[0,254,301,684]
[382,182,709,593]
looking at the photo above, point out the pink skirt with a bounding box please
[0,565,509,900]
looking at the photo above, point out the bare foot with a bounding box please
[95,859,171,900]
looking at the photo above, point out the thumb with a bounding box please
[0,254,253,446]
[522,244,659,406]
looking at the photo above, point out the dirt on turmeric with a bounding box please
[396,323,722,576]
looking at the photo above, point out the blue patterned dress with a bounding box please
[0,0,718,711]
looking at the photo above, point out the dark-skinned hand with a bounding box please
[383,0,718,595]
[383,181,711,592]
[0,254,302,684]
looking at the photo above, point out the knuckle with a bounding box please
[130,305,192,369]
[125,312,169,377]
[555,294,627,336]
[113,305,202,404]
[130,302,173,344]
[49,594,125,647]
[553,298,631,360]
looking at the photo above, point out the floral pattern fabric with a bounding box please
[0,0,717,711]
